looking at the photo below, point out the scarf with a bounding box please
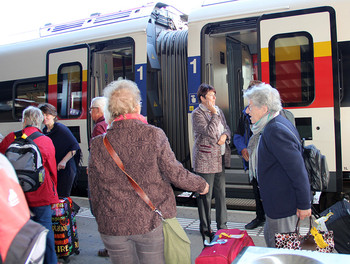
[247,112,278,181]
[113,113,148,124]
[199,104,225,155]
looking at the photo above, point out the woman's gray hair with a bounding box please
[22,106,44,129]
[103,80,141,123]
[90,97,106,110]
[243,83,282,113]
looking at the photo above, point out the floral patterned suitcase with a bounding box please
[51,197,80,261]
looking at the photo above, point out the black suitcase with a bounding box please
[320,199,350,253]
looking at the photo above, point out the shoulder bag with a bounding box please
[103,135,191,264]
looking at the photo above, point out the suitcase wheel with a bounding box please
[61,256,70,263]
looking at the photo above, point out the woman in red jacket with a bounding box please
[0,106,59,264]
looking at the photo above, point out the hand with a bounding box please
[297,208,311,220]
[217,134,227,145]
[206,101,217,114]
[199,183,209,195]
[241,148,249,161]
[57,160,67,171]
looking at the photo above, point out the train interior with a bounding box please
[199,18,259,205]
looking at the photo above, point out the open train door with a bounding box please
[258,7,342,193]
[46,44,89,120]
[46,44,90,196]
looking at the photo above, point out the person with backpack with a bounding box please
[0,106,59,264]
[234,80,266,230]
[243,83,312,247]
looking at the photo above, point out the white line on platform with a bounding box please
[76,207,310,237]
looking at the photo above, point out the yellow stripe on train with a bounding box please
[260,41,332,63]
[48,70,88,85]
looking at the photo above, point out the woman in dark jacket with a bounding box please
[88,80,208,264]
[39,103,81,198]
[244,83,312,247]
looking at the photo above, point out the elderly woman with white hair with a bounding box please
[244,83,312,248]
[88,79,209,264]
[90,96,108,139]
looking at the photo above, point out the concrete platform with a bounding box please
[65,196,311,264]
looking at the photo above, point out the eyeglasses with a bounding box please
[206,92,216,98]
[89,107,98,112]
[246,104,256,112]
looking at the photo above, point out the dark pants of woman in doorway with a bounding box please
[196,165,227,242]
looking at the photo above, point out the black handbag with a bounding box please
[320,199,350,253]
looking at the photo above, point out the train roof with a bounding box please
[39,2,186,38]
[0,2,186,49]
[189,0,347,23]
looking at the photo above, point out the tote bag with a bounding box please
[163,217,191,264]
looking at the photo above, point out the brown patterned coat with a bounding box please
[88,119,207,236]
[192,106,231,174]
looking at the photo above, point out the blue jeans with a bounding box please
[30,205,57,264]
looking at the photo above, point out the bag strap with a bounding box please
[14,130,22,139]
[14,130,43,141]
[102,134,164,219]
[27,131,43,141]
[295,216,313,234]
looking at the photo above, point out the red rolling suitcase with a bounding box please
[51,197,80,261]
[195,229,255,264]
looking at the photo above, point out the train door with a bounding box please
[89,37,135,133]
[189,18,259,191]
[46,44,90,167]
[197,18,259,138]
[258,7,341,192]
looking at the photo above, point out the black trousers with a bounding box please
[196,168,227,234]
[252,177,265,220]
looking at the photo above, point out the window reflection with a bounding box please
[57,63,82,118]
[270,33,314,106]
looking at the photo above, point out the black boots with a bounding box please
[201,230,215,244]
[245,218,265,229]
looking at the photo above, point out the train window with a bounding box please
[0,81,14,121]
[339,41,350,107]
[269,32,314,107]
[14,80,46,120]
[57,63,82,119]
[92,38,134,92]
[295,117,312,140]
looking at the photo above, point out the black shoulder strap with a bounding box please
[27,131,43,141]
[13,130,43,141]
[13,130,23,139]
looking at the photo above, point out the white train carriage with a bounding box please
[1,0,350,201]
[0,2,188,195]
[186,0,350,195]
